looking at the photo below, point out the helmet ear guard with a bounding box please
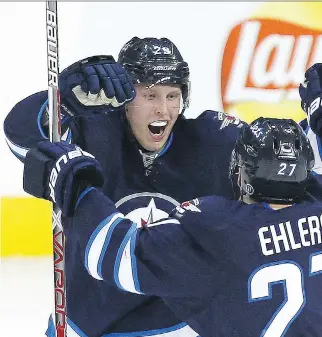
[118,37,191,113]
[228,149,241,199]
[230,117,315,203]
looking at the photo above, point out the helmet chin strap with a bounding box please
[179,95,184,115]
[238,169,253,204]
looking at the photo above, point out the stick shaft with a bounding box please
[46,2,67,337]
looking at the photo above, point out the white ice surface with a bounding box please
[1,257,54,337]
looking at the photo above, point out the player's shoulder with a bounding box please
[306,174,322,201]
[197,110,244,130]
[172,196,242,223]
[172,196,277,226]
[182,110,244,145]
[9,90,48,113]
[4,90,49,141]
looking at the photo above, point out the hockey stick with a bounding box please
[46,2,67,337]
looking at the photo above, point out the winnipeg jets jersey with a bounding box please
[69,178,322,337]
[4,91,242,336]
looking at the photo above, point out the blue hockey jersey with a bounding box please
[4,91,243,336]
[69,176,322,337]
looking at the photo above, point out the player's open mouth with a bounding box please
[148,121,168,138]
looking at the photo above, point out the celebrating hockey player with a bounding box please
[5,35,322,336]
[23,117,322,337]
[5,37,244,336]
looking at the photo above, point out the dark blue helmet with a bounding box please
[229,117,315,203]
[118,37,190,111]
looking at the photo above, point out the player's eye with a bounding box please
[147,93,156,100]
[168,92,180,101]
[142,93,156,101]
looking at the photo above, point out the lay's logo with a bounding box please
[221,19,322,123]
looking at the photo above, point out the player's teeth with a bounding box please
[149,121,167,127]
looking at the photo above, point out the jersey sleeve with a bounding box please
[196,110,244,145]
[3,91,73,162]
[304,128,322,174]
[68,188,222,298]
[297,118,322,174]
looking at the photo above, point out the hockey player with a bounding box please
[5,37,243,336]
[4,37,242,203]
[24,117,322,337]
[5,36,322,336]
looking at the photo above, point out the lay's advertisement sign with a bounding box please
[221,2,322,123]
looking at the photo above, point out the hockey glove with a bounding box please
[60,55,136,109]
[23,141,104,217]
[299,63,322,135]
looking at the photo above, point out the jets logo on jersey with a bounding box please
[115,192,179,228]
[181,199,201,212]
[218,112,242,130]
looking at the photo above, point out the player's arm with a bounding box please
[299,63,322,174]
[196,110,244,143]
[3,55,135,162]
[22,141,218,298]
[69,187,218,298]
[4,91,73,162]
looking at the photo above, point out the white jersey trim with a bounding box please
[115,227,142,294]
[85,213,123,280]
[5,135,29,158]
[149,219,180,228]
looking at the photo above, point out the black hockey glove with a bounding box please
[23,141,104,217]
[60,55,136,109]
[299,63,322,136]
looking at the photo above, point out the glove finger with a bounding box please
[111,62,125,74]
[112,78,127,104]
[99,89,114,105]
[80,81,88,94]
[103,63,117,78]
[127,73,136,98]
[121,77,136,101]
[104,63,133,103]
[83,65,101,95]
[101,76,116,100]
[120,71,135,100]
[93,64,117,100]
[61,73,85,92]
[103,64,126,101]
